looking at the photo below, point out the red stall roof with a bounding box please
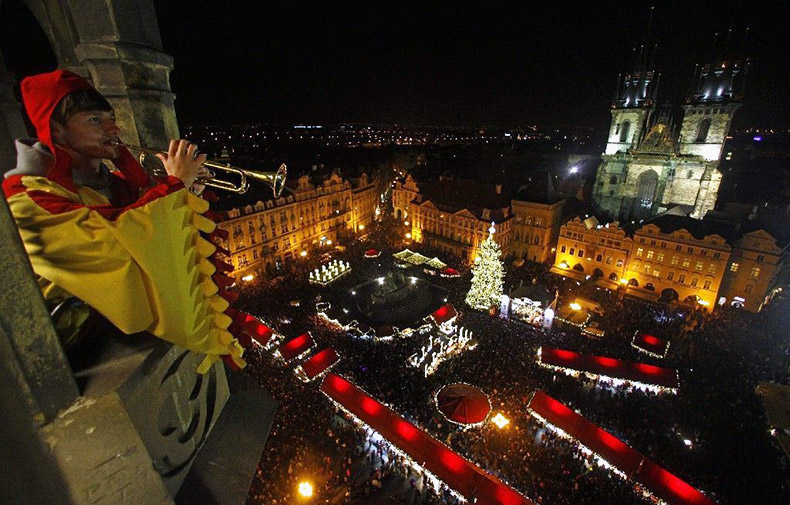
[226,309,274,347]
[302,347,339,379]
[278,332,315,361]
[527,391,715,505]
[538,347,679,391]
[431,304,457,325]
[321,374,534,505]
[240,312,274,346]
[632,332,670,358]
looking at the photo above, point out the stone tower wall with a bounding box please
[604,108,650,155]
[678,103,740,161]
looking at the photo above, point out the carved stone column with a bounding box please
[66,0,179,147]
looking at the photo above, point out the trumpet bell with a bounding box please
[245,163,288,198]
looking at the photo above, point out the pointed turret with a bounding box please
[679,26,749,161]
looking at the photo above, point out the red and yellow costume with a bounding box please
[2,70,246,373]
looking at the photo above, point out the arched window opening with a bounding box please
[619,120,631,143]
[695,118,711,143]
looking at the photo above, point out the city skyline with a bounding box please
[2,1,788,129]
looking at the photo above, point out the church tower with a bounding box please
[604,47,659,155]
[594,24,749,222]
[678,52,748,161]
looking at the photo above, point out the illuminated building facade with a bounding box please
[552,213,788,312]
[392,174,420,221]
[510,175,566,263]
[625,219,731,307]
[219,172,377,281]
[398,177,513,263]
[552,217,632,287]
[394,174,567,264]
[718,229,789,312]
[593,47,747,221]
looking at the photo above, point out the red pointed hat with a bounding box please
[19,69,147,193]
[20,70,94,192]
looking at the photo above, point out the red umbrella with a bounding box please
[436,384,491,425]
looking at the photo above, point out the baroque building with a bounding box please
[718,227,789,312]
[551,213,788,312]
[392,174,567,264]
[219,171,377,281]
[593,47,747,221]
[510,174,566,263]
[396,176,514,262]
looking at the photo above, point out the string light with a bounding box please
[466,222,504,310]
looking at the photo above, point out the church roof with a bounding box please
[636,214,739,242]
[412,178,513,223]
[513,171,560,205]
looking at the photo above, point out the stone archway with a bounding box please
[573,263,585,272]
[659,288,679,303]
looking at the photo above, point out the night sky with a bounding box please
[2,0,788,129]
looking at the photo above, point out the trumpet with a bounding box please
[112,140,287,197]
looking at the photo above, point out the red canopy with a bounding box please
[436,384,491,424]
[441,267,460,277]
[321,374,534,505]
[528,391,715,505]
[225,309,274,347]
[278,333,314,361]
[301,347,339,379]
[431,304,457,325]
[364,249,381,258]
[632,332,670,358]
[539,347,679,390]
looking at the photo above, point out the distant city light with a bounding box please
[753,135,762,141]
[300,250,307,257]
[377,277,385,285]
[570,302,582,311]
[683,439,693,448]
[570,165,579,174]
[241,274,254,282]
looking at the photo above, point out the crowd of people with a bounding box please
[236,226,789,505]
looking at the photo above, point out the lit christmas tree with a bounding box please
[465,222,504,311]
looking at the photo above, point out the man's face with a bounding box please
[51,110,121,161]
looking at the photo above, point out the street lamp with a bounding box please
[491,413,510,429]
[298,481,313,498]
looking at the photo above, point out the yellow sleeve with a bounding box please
[6,175,244,373]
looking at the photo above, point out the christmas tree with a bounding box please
[465,222,504,311]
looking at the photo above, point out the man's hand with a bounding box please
[155,139,206,188]
[190,165,211,196]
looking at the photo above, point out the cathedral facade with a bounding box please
[593,52,746,222]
